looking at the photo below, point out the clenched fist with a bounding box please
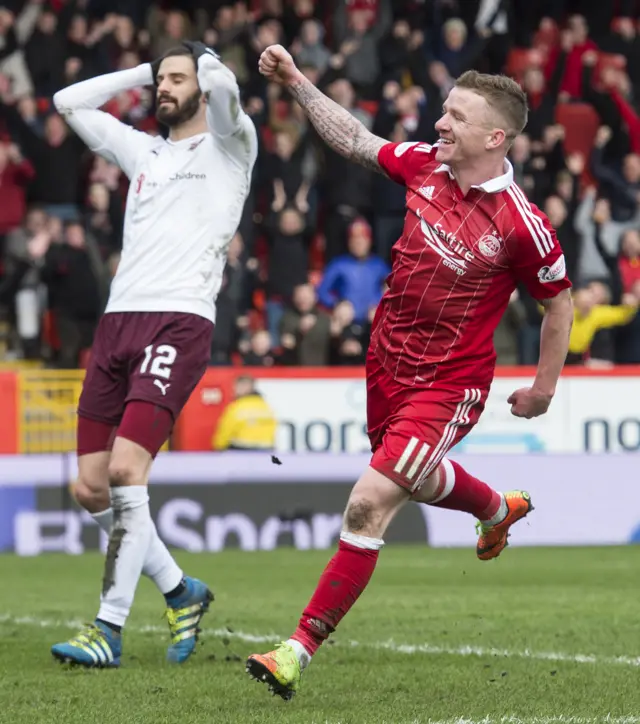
[507,387,553,419]
[258,44,300,85]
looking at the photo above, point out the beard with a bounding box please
[156,89,201,128]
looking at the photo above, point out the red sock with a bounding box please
[429,459,502,521]
[291,538,380,656]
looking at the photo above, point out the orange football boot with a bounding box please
[476,490,533,560]
[246,642,301,701]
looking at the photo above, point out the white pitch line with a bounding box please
[415,719,640,724]
[1,613,639,668]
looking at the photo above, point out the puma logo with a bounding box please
[154,379,171,396]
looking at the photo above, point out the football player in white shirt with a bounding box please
[50,41,257,668]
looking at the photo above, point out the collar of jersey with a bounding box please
[434,158,514,193]
[166,132,208,146]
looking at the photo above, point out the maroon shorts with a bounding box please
[78,311,214,426]
[366,350,487,493]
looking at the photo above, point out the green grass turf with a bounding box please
[0,546,639,724]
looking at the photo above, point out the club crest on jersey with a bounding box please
[477,232,502,258]
[135,173,145,194]
[538,254,566,283]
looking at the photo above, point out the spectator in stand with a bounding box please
[590,126,640,223]
[542,152,584,284]
[0,139,34,241]
[474,0,511,75]
[211,233,258,366]
[0,96,84,220]
[266,127,316,216]
[280,283,331,366]
[291,19,331,75]
[574,186,640,288]
[494,290,527,366]
[282,0,318,44]
[567,285,638,366]
[212,375,277,452]
[263,205,312,344]
[591,213,640,364]
[28,220,104,368]
[521,45,567,143]
[243,329,277,367]
[317,217,389,326]
[546,14,598,100]
[0,8,33,100]
[148,9,191,59]
[329,299,371,366]
[320,77,373,261]
[23,5,65,98]
[619,231,640,296]
[435,17,487,79]
[331,0,392,98]
[0,0,639,367]
[4,206,48,358]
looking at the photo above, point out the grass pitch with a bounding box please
[0,546,639,724]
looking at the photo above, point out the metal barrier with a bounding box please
[17,370,83,454]
[16,370,169,454]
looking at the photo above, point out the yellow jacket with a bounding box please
[212,393,277,451]
[569,305,637,354]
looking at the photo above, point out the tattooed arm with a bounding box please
[258,44,387,173]
[287,74,386,173]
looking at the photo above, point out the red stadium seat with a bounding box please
[357,100,379,117]
[555,102,601,185]
[506,48,541,83]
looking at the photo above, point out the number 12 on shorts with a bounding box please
[140,344,177,379]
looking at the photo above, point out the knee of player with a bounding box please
[74,478,109,513]
[107,461,142,488]
[343,498,378,535]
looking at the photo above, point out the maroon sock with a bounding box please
[291,538,380,656]
[429,459,502,521]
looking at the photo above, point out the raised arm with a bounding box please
[259,44,386,173]
[53,65,156,178]
[183,42,257,173]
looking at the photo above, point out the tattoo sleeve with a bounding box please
[287,75,386,173]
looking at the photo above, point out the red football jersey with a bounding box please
[370,141,571,389]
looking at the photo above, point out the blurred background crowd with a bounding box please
[0,0,639,369]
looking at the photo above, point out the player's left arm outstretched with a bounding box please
[506,195,574,419]
[184,41,258,173]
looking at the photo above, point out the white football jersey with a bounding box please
[53,61,257,323]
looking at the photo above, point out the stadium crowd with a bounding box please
[0,0,639,368]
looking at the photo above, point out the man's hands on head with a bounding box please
[151,41,224,85]
[182,40,220,65]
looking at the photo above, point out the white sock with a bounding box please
[286,638,312,671]
[482,493,508,526]
[91,508,183,595]
[97,486,153,628]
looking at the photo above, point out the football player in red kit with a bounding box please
[247,45,574,700]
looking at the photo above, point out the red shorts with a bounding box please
[366,351,487,492]
[79,311,213,426]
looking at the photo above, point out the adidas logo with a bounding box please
[418,185,435,200]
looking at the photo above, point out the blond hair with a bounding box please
[455,70,528,142]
